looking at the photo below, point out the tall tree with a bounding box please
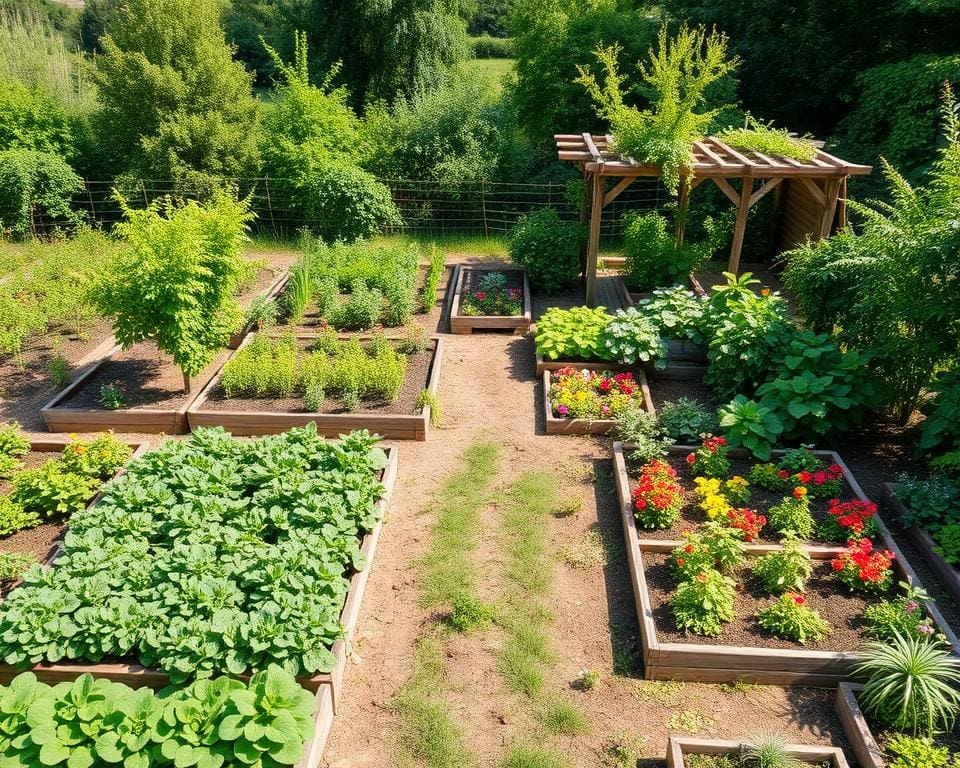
[92,0,260,185]
[278,0,468,107]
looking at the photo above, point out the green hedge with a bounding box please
[469,35,514,59]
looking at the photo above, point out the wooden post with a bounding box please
[837,177,848,231]
[585,173,604,307]
[819,178,841,239]
[727,177,754,274]
[579,170,590,272]
[675,179,689,248]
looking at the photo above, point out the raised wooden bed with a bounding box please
[535,352,630,378]
[0,445,398,761]
[666,737,850,768]
[39,344,222,435]
[229,269,290,349]
[543,366,654,436]
[612,443,960,684]
[835,683,884,768]
[448,264,532,335]
[187,335,444,440]
[881,482,960,606]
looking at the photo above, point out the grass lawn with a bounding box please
[466,57,515,91]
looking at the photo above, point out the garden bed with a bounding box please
[613,443,960,684]
[542,365,654,436]
[0,442,397,721]
[188,335,444,440]
[666,736,849,768]
[881,481,960,605]
[448,264,532,335]
[228,268,290,348]
[39,341,231,434]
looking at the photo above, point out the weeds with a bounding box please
[417,389,442,428]
[501,745,573,768]
[537,699,590,736]
[559,529,606,569]
[666,708,714,734]
[716,678,762,696]
[448,594,495,633]
[602,731,646,768]
[635,680,687,707]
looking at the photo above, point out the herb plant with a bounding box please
[600,308,666,366]
[766,490,815,540]
[615,404,670,463]
[751,534,813,594]
[755,592,830,644]
[864,584,938,642]
[658,398,718,443]
[534,306,611,362]
[0,553,34,582]
[671,569,736,636]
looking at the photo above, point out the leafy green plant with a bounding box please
[509,208,583,295]
[420,245,445,313]
[47,355,70,389]
[672,524,745,579]
[894,474,960,532]
[934,523,960,566]
[0,422,29,462]
[718,117,817,161]
[920,370,960,456]
[600,308,666,366]
[635,286,710,344]
[755,592,830,644]
[342,387,361,412]
[658,398,718,443]
[304,382,325,412]
[620,211,725,291]
[58,433,132,481]
[575,26,737,194]
[281,263,311,328]
[718,395,784,461]
[95,195,253,392]
[448,595,495,633]
[416,390,442,429]
[741,733,807,768]
[0,496,39,537]
[886,734,956,768]
[865,584,938,642]
[534,306,611,362]
[671,569,735,636]
[246,295,280,331]
[686,434,730,479]
[616,404,669,463]
[751,534,813,593]
[329,280,384,331]
[99,383,126,411]
[0,553,34,582]
[9,460,96,519]
[854,633,960,735]
[766,494,816,540]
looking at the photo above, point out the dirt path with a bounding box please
[321,314,850,768]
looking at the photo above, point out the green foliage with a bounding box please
[0,426,389,681]
[9,459,96,519]
[766,496,816,541]
[718,117,817,161]
[920,370,960,456]
[0,552,34,582]
[469,35,513,58]
[755,592,831,644]
[865,585,937,642]
[0,149,83,238]
[534,306,610,362]
[509,208,582,294]
[575,27,738,194]
[634,286,709,344]
[99,382,126,410]
[616,405,669,464]
[658,398,718,443]
[742,733,807,768]
[47,355,69,388]
[421,246,446,313]
[751,535,813,593]
[894,474,960,532]
[0,422,30,463]
[718,395,784,462]
[58,432,132,481]
[448,594,495,633]
[246,296,279,332]
[282,263,312,325]
[416,389,442,429]
[600,308,665,366]
[92,0,260,182]
[0,496,39,537]
[0,667,312,768]
[95,195,253,387]
[934,523,960,566]
[886,734,957,768]
[621,211,727,291]
[855,634,960,736]
[331,280,385,331]
[671,569,735,636]
[673,524,745,579]
[0,79,74,157]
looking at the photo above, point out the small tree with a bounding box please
[96,194,253,392]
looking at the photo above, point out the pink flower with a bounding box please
[600,405,611,416]
[918,625,935,635]
[905,600,919,613]
[475,291,486,301]
[557,405,569,416]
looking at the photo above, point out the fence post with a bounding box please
[85,181,97,228]
[140,180,149,207]
[263,177,278,236]
[481,182,489,239]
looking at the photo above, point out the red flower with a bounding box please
[798,471,813,484]
[676,557,686,567]
[696,572,708,584]
[684,543,695,554]
[829,464,843,475]
[777,470,790,480]
[475,291,486,301]
[686,453,696,465]
[790,593,806,605]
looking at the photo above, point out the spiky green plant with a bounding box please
[741,733,805,768]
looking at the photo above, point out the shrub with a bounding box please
[894,474,960,531]
[865,585,938,642]
[919,370,960,457]
[0,422,30,464]
[600,308,666,366]
[755,592,830,644]
[0,149,83,237]
[854,633,960,735]
[751,534,813,593]
[469,35,513,58]
[634,286,710,344]
[684,435,729,479]
[831,538,896,594]
[509,208,582,295]
[0,497,39,537]
[58,433,132,481]
[671,569,735,636]
[766,492,816,541]
[658,398,718,443]
[631,459,684,530]
[621,211,725,291]
[718,395,783,461]
[420,245,445,313]
[9,459,97,518]
[329,280,384,331]
[534,306,610,361]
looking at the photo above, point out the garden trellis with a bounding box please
[556,133,872,305]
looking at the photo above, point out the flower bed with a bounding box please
[188,332,444,440]
[0,426,398,759]
[613,441,960,684]
[665,736,850,768]
[882,481,960,605]
[449,264,532,335]
[543,365,654,435]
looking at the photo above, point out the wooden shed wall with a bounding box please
[775,178,840,252]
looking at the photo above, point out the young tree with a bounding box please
[92,0,260,184]
[95,194,254,392]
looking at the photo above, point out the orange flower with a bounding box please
[760,287,771,296]
[793,486,808,499]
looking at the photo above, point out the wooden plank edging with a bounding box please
[543,366,655,436]
[835,683,884,768]
[448,264,532,335]
[667,737,850,768]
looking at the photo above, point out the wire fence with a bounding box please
[32,176,668,240]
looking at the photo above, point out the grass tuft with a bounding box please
[537,698,590,736]
[501,745,574,768]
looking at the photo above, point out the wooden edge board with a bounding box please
[667,736,849,768]
[542,367,655,436]
[230,270,292,348]
[835,683,884,768]
[448,264,532,335]
[187,334,444,442]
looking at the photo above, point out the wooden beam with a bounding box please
[711,177,741,207]
[728,178,754,274]
[579,171,591,272]
[676,180,689,247]
[837,176,848,230]
[582,132,602,163]
[603,176,636,208]
[585,173,604,307]
[818,178,841,240]
[748,177,783,207]
[799,177,827,207]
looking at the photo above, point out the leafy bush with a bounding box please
[0,149,83,237]
[469,35,513,58]
[0,497,39,537]
[855,633,960,736]
[865,586,938,642]
[755,592,830,644]
[9,460,97,519]
[0,422,30,468]
[671,569,735,636]
[658,398,718,443]
[718,395,784,461]
[672,524,745,578]
[0,79,75,157]
[886,734,956,768]
[534,306,610,361]
[919,370,960,457]
[766,493,816,541]
[95,194,253,391]
[0,426,389,681]
[600,308,665,366]
[634,286,709,344]
[935,523,960,566]
[751,534,813,593]
[717,118,817,161]
[621,211,726,291]
[509,208,582,295]
[329,280,383,331]
[894,474,960,532]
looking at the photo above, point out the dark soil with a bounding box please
[0,521,63,563]
[201,343,436,416]
[644,552,885,651]
[626,454,859,546]
[56,344,232,411]
[461,267,523,294]
[647,376,717,411]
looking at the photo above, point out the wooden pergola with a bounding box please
[556,134,872,305]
